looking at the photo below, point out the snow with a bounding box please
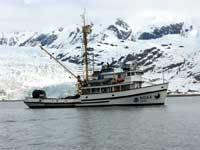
[1,18,200,100]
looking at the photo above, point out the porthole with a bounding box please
[155,93,160,99]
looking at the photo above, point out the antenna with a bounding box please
[92,53,95,74]
[83,8,86,26]
[162,69,165,83]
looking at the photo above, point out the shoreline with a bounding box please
[167,94,200,97]
[0,100,23,102]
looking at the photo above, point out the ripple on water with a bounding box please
[1,120,17,123]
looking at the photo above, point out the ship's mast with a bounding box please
[81,12,92,81]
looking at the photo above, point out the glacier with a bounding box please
[0,46,77,100]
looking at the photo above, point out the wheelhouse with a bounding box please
[81,62,144,95]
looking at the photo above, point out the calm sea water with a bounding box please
[1,97,200,150]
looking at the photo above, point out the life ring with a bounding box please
[117,78,124,83]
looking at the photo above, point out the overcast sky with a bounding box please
[0,0,200,31]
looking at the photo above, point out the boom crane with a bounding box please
[39,46,79,80]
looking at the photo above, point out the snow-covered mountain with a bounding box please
[1,18,200,100]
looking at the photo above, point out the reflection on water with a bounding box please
[0,97,200,150]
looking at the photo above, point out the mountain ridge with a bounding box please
[0,18,200,99]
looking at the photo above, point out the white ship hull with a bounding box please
[24,83,168,108]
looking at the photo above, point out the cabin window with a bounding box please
[101,87,112,93]
[92,88,100,94]
[82,89,90,95]
[98,75,104,80]
[121,85,130,91]
[131,72,135,76]
[136,72,143,75]
[114,86,120,92]
[108,87,112,93]
[101,88,106,93]
[127,72,130,76]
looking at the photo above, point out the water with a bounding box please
[1,97,200,150]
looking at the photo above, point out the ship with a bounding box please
[24,14,168,108]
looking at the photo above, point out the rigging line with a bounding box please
[39,46,78,80]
